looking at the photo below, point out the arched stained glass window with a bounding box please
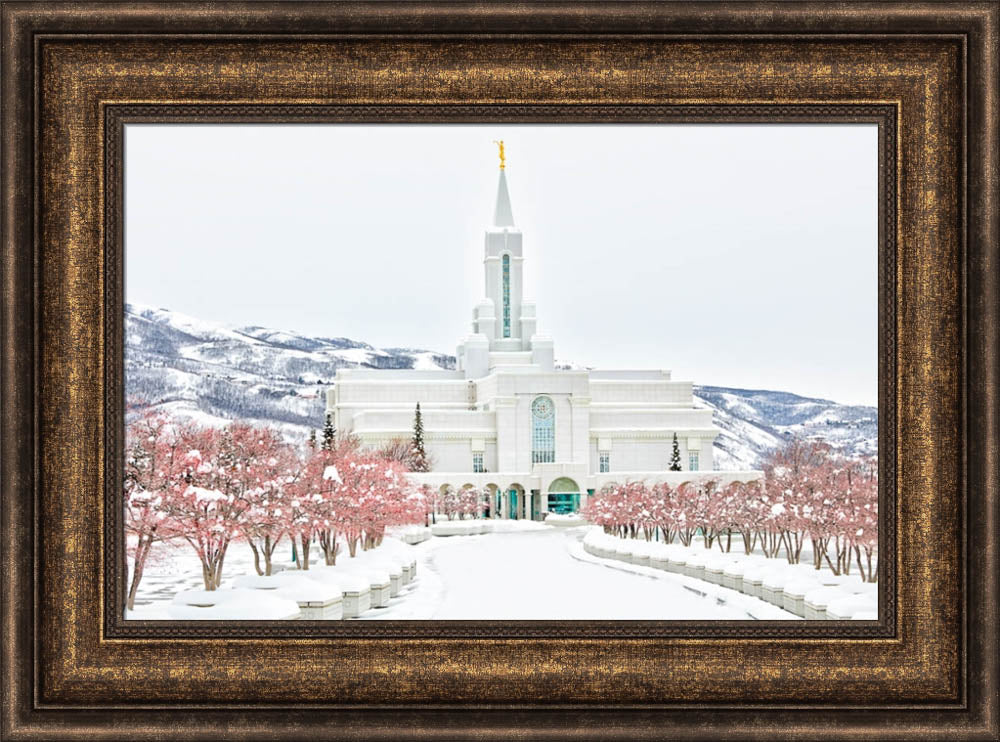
[531,396,555,464]
[502,254,511,338]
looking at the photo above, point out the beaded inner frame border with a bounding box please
[103,102,898,641]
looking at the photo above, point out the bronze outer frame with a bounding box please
[2,3,997,741]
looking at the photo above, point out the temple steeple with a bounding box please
[493,169,515,227]
[456,144,553,378]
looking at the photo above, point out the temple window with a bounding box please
[502,254,511,338]
[531,396,555,464]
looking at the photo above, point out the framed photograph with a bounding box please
[2,2,996,740]
[119,122,881,628]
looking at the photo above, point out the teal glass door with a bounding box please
[509,489,519,519]
[547,492,579,514]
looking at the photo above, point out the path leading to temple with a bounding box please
[361,525,784,621]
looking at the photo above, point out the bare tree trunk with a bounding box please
[791,532,804,564]
[210,542,228,590]
[823,548,841,575]
[299,533,311,570]
[249,541,263,576]
[705,528,715,549]
[127,534,153,611]
[779,530,791,562]
[765,530,780,558]
[319,529,338,565]
[263,534,274,576]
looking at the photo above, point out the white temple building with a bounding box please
[327,145,759,519]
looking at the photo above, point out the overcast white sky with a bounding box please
[125,124,878,406]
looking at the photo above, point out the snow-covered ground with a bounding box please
[375,524,794,620]
[129,522,801,620]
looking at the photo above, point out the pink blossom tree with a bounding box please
[647,482,678,543]
[162,425,251,591]
[807,456,852,574]
[671,483,699,546]
[287,446,344,569]
[578,439,877,581]
[582,481,652,539]
[762,438,832,563]
[337,454,395,557]
[417,483,435,526]
[440,485,463,521]
[123,410,185,610]
[844,456,878,582]
[582,483,624,535]
[234,426,299,576]
[455,486,485,520]
[361,459,410,549]
[710,481,743,552]
[727,481,770,555]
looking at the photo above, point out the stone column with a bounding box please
[570,396,592,470]
[494,398,518,472]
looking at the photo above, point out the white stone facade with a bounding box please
[328,161,760,518]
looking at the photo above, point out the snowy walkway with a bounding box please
[365,525,789,620]
[129,523,796,620]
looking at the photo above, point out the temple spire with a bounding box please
[492,160,515,227]
[491,141,514,227]
[493,171,514,227]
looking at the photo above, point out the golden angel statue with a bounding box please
[493,139,506,170]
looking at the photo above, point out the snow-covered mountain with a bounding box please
[694,386,877,470]
[125,303,454,440]
[126,303,877,469]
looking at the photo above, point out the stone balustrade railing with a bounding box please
[582,529,877,620]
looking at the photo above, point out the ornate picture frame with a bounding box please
[2,2,996,739]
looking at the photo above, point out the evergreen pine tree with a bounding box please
[322,413,335,451]
[411,403,429,472]
[308,428,317,450]
[669,432,682,471]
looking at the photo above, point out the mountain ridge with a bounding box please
[125,302,877,470]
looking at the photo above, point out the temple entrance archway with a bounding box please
[484,483,500,519]
[547,477,581,514]
[504,483,526,520]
